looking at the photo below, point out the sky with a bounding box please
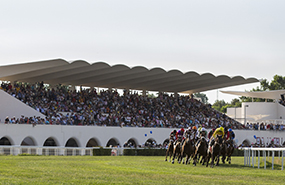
[1,0,285,104]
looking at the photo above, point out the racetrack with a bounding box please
[0,156,284,185]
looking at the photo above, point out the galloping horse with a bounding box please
[165,137,174,162]
[220,139,227,164]
[225,139,235,164]
[180,132,195,165]
[172,137,182,164]
[193,136,208,166]
[206,135,223,168]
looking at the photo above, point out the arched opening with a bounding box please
[0,137,12,155]
[145,138,157,148]
[242,139,250,147]
[65,138,79,147]
[21,137,36,146]
[43,137,58,146]
[106,138,119,147]
[163,139,169,147]
[86,138,100,147]
[124,138,137,148]
[64,138,80,156]
[0,137,12,145]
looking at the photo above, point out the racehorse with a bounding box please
[193,136,208,166]
[206,135,223,168]
[172,137,182,164]
[180,133,195,165]
[225,139,235,164]
[165,138,174,162]
[220,139,227,164]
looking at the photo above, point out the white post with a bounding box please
[81,149,85,156]
[248,149,251,166]
[252,150,254,168]
[244,149,246,166]
[264,151,266,169]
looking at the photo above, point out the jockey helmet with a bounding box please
[201,127,206,132]
[229,128,232,132]
[181,128,185,132]
[192,126,197,130]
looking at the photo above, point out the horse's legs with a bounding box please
[165,150,169,161]
[171,151,176,164]
[215,155,220,166]
[210,153,214,168]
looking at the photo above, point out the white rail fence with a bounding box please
[0,146,94,156]
[242,147,285,170]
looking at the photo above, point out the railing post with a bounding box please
[252,150,254,168]
[244,149,246,166]
[264,151,266,169]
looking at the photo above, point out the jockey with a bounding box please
[228,128,235,140]
[207,128,215,140]
[196,127,208,146]
[174,128,184,145]
[170,129,177,140]
[209,126,224,148]
[191,126,198,141]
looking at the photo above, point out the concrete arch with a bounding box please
[125,138,138,148]
[43,137,59,146]
[21,136,37,146]
[86,138,101,147]
[0,136,14,145]
[65,137,80,147]
[242,139,250,147]
[145,138,157,147]
[163,138,169,147]
[106,137,120,147]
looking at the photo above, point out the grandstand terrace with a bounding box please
[1,59,272,149]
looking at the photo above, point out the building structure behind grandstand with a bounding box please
[0,59,284,150]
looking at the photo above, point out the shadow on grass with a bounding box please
[214,160,284,170]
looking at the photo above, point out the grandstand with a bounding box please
[1,59,281,151]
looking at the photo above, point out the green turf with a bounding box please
[0,156,284,185]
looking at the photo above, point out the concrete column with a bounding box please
[174,92,178,98]
[142,90,147,96]
[69,85,76,91]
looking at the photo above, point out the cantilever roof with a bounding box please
[0,59,259,94]
[221,90,285,100]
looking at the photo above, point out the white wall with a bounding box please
[0,124,284,147]
[0,90,45,122]
[227,102,285,124]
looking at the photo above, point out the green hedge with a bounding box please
[123,148,167,156]
[91,147,245,157]
[232,149,244,156]
[93,147,112,156]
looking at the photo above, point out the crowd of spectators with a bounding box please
[245,122,285,131]
[0,81,259,130]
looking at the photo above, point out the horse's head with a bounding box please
[216,135,223,145]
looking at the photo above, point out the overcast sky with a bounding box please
[1,0,284,104]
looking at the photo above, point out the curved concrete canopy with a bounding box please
[0,59,259,93]
[221,90,285,100]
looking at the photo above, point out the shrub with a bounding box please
[93,147,112,156]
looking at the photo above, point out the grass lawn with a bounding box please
[0,155,284,185]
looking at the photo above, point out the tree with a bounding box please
[194,92,208,104]
[212,100,227,112]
